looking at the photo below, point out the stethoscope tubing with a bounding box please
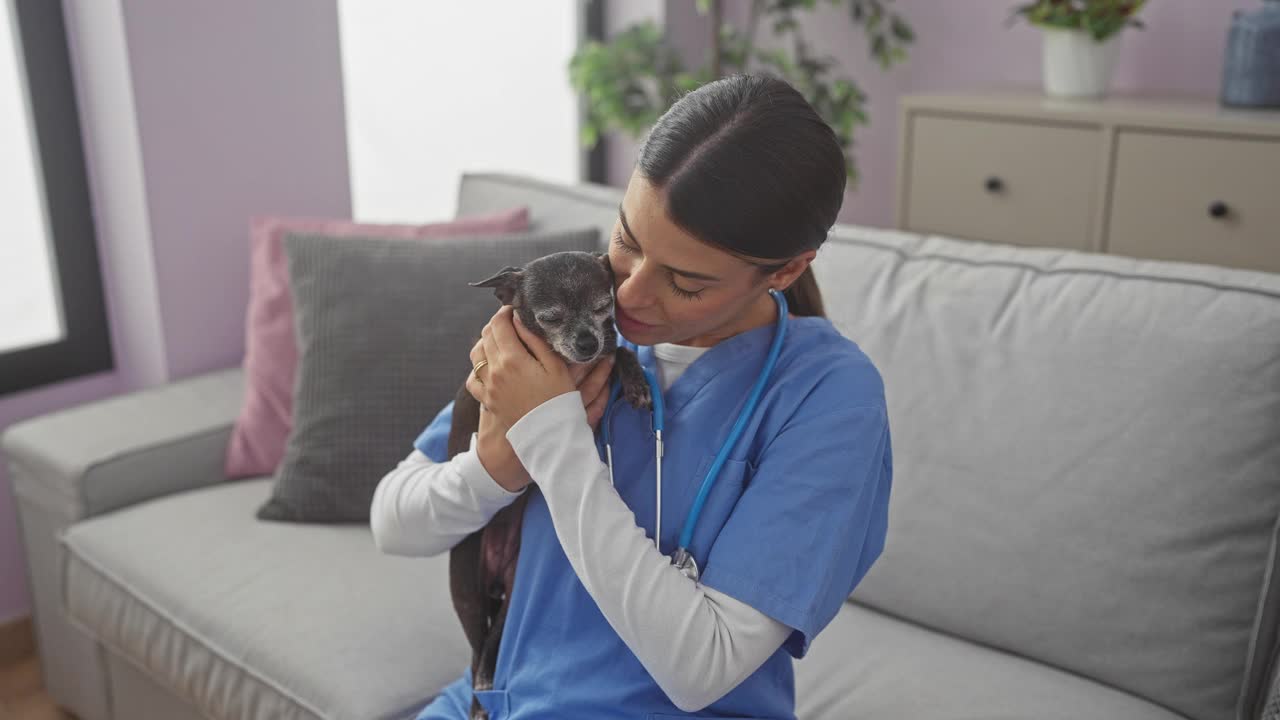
[600,288,789,577]
[678,290,788,550]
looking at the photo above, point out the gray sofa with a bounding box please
[6,172,1280,720]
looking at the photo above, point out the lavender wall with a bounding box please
[123,0,352,380]
[0,0,350,624]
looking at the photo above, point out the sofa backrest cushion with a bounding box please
[457,173,620,249]
[818,225,1280,720]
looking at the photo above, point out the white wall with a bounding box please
[338,1,582,222]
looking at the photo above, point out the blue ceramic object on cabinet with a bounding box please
[1222,0,1280,108]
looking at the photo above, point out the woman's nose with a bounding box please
[616,274,657,311]
[614,258,659,310]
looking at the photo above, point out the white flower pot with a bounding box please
[1042,28,1122,99]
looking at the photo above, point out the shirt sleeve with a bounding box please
[369,402,527,557]
[412,399,455,463]
[505,392,793,713]
[698,401,892,660]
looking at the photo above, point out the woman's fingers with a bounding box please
[487,306,525,364]
[465,365,485,404]
[567,365,587,387]
[586,386,608,428]
[582,356,614,429]
[583,355,613,397]
[470,331,491,401]
[480,313,502,373]
[470,307,574,429]
[509,309,559,369]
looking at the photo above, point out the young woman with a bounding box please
[372,73,892,719]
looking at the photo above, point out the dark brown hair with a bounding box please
[634,73,847,318]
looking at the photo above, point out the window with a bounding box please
[337,1,586,222]
[0,0,111,396]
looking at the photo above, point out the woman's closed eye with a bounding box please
[612,231,706,301]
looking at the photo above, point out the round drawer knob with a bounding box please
[985,176,1004,193]
[1209,201,1230,219]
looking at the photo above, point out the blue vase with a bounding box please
[1221,0,1280,108]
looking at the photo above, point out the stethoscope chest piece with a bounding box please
[671,547,700,582]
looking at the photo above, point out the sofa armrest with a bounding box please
[1,367,245,521]
[1264,670,1278,720]
[1264,662,1280,720]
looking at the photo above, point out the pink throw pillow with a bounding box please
[224,206,530,479]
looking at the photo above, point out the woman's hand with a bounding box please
[468,306,616,491]
[466,306,576,429]
[579,352,614,431]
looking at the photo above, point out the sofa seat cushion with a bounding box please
[60,478,466,720]
[796,601,1190,720]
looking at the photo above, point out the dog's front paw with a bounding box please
[612,347,652,411]
[623,375,652,411]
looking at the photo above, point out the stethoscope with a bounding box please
[599,288,789,582]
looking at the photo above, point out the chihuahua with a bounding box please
[445,250,650,719]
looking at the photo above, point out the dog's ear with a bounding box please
[469,266,524,306]
[595,251,613,280]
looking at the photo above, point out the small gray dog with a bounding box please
[445,251,651,720]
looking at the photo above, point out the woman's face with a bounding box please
[608,170,809,347]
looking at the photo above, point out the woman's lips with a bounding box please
[616,306,657,330]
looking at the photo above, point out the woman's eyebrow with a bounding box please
[617,204,722,282]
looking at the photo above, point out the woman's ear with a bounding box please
[770,251,816,292]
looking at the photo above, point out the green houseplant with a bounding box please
[568,0,914,186]
[1010,0,1148,98]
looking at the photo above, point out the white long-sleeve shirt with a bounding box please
[370,344,791,712]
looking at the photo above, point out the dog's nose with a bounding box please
[575,334,599,356]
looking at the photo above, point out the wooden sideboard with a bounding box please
[896,93,1280,274]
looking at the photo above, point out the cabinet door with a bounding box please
[1106,130,1280,273]
[903,114,1100,251]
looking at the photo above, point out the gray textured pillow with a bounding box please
[257,227,600,523]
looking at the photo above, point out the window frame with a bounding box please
[583,0,607,184]
[2,0,113,397]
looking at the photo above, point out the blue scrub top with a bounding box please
[412,316,892,720]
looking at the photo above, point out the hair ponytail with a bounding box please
[783,264,825,318]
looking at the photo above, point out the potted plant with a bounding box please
[1011,0,1147,98]
[568,0,915,186]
